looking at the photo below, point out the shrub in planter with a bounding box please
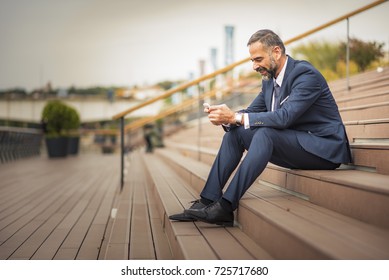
[41,100,81,158]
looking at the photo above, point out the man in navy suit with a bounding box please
[169,29,352,226]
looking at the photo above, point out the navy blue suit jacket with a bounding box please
[239,56,352,164]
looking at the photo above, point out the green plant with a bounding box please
[291,37,386,81]
[41,100,80,137]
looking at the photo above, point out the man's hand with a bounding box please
[207,104,235,126]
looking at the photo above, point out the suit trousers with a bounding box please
[200,126,340,210]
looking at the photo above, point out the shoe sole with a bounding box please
[170,217,197,222]
[168,214,197,222]
[190,216,234,227]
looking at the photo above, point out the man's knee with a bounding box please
[252,127,277,142]
[222,126,245,144]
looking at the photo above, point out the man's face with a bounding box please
[249,41,279,80]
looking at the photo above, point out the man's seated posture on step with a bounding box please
[169,29,352,226]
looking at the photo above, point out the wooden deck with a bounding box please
[0,153,121,260]
[0,151,177,260]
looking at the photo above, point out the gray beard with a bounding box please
[261,74,271,81]
[258,56,277,81]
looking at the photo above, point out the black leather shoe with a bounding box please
[185,201,234,227]
[169,199,207,221]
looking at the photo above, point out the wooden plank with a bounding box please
[77,174,119,260]
[176,235,218,260]
[197,225,255,260]
[54,173,114,260]
[75,224,107,260]
[336,90,389,108]
[143,155,185,217]
[340,101,389,122]
[226,227,274,259]
[143,160,172,260]
[149,218,173,260]
[103,197,131,259]
[103,153,147,260]
[129,161,155,260]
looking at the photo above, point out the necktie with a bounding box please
[273,82,281,110]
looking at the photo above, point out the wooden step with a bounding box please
[339,101,389,122]
[350,142,389,174]
[329,67,389,94]
[334,79,389,97]
[345,118,389,141]
[155,148,389,259]
[336,89,389,108]
[102,151,173,260]
[141,151,272,260]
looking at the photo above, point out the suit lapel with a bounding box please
[278,56,295,106]
[283,55,295,84]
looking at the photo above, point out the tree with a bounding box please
[291,41,340,73]
[291,37,386,81]
[340,37,385,71]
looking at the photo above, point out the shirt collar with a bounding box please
[274,56,288,87]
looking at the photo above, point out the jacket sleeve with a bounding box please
[247,66,322,129]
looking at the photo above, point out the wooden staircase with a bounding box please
[103,67,389,259]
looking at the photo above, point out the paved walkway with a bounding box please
[0,153,120,260]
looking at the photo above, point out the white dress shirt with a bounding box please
[243,56,289,129]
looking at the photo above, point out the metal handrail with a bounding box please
[113,0,387,190]
[124,88,218,132]
[0,126,43,163]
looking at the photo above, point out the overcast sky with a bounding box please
[0,0,388,91]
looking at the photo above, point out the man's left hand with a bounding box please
[207,104,235,126]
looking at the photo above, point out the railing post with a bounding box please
[346,17,350,91]
[120,116,125,191]
[197,85,202,161]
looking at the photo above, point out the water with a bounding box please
[0,99,164,123]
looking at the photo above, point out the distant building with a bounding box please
[57,88,68,98]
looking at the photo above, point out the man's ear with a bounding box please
[273,46,282,60]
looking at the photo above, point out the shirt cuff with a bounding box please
[244,113,250,129]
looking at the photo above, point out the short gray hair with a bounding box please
[247,29,285,54]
